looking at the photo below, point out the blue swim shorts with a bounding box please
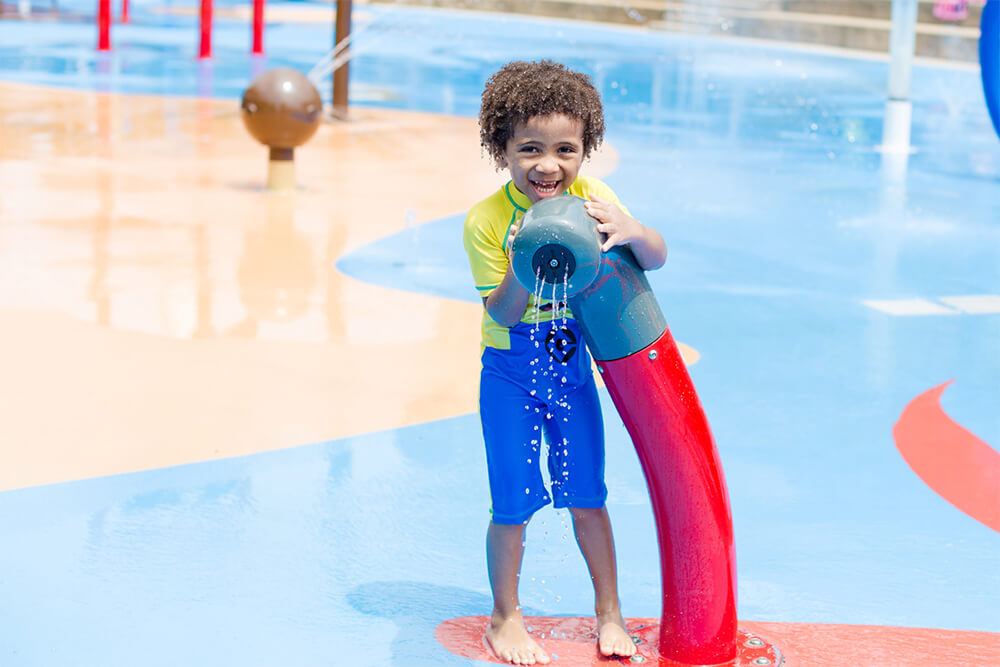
[479,319,608,524]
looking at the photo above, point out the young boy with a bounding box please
[463,60,667,666]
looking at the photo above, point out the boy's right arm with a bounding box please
[483,222,530,327]
[485,265,530,327]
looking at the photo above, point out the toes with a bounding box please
[598,633,637,658]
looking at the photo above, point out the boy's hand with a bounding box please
[505,223,518,259]
[585,194,668,270]
[585,194,643,252]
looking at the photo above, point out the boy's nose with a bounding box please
[536,154,559,174]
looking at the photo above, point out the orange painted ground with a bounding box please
[893,381,1000,533]
[436,615,1000,666]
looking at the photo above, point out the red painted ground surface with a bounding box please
[436,616,1000,666]
[893,381,1000,533]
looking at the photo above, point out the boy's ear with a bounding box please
[495,155,508,169]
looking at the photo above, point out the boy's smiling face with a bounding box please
[501,113,585,204]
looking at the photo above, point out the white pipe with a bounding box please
[888,0,918,102]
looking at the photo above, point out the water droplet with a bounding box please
[525,488,531,494]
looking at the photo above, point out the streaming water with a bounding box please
[522,269,586,611]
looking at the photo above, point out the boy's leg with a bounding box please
[569,506,637,658]
[486,520,551,665]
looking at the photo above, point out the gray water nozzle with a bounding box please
[509,194,667,361]
[510,195,602,298]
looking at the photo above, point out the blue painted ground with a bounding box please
[2,6,999,666]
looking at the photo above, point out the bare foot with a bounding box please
[597,610,637,658]
[485,610,551,665]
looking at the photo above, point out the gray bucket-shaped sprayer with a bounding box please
[510,194,666,361]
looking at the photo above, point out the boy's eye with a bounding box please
[519,146,539,153]
[558,146,578,153]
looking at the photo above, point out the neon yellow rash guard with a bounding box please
[462,175,629,350]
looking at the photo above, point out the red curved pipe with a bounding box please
[598,326,737,666]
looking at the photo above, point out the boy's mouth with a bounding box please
[529,179,561,198]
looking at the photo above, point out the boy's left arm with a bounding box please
[585,194,667,271]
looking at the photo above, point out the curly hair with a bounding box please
[479,60,605,163]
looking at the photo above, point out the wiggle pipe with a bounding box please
[511,195,737,666]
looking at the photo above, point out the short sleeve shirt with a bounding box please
[463,175,628,350]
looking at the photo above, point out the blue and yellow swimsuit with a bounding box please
[463,176,628,524]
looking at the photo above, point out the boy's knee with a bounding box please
[569,505,606,521]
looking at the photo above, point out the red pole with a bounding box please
[98,0,111,50]
[597,329,737,666]
[120,0,129,24]
[252,0,265,54]
[199,0,212,59]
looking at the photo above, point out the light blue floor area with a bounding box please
[2,6,999,666]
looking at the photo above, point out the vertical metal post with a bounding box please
[883,0,918,151]
[333,0,352,117]
[888,0,918,100]
[199,0,212,59]
[98,0,111,50]
[252,0,265,55]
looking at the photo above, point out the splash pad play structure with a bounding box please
[439,195,770,666]
[433,198,1000,666]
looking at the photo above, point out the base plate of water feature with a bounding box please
[436,616,1000,666]
[435,616,781,666]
